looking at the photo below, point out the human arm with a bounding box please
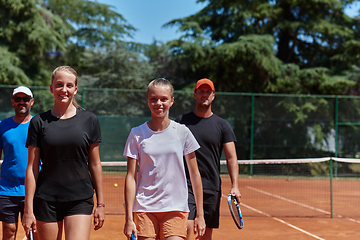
[185,152,206,237]
[88,142,105,230]
[224,142,241,203]
[124,157,137,239]
[22,146,40,236]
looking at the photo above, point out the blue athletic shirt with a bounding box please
[0,116,32,196]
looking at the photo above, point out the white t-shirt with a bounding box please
[123,120,200,212]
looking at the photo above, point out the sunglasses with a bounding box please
[13,96,32,103]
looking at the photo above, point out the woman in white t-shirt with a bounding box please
[123,78,206,240]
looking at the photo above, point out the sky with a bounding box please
[96,0,207,44]
[97,0,360,45]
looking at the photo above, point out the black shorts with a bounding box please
[0,195,25,223]
[188,188,221,228]
[34,196,94,222]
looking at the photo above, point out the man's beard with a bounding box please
[16,106,29,114]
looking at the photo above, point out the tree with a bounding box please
[0,46,31,84]
[0,0,67,85]
[165,0,360,94]
[41,0,135,47]
[0,0,136,85]
[162,0,360,162]
[78,42,156,90]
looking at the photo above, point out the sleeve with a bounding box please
[222,119,237,143]
[90,113,101,143]
[0,122,3,149]
[26,117,41,148]
[183,126,200,156]
[123,130,139,160]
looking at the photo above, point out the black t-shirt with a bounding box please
[175,112,236,191]
[26,109,101,202]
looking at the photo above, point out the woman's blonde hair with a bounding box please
[51,66,81,108]
[147,78,174,98]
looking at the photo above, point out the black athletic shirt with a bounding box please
[175,112,236,191]
[26,109,101,202]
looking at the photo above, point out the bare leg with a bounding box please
[36,220,63,240]
[163,236,184,240]
[186,220,193,240]
[63,215,92,240]
[186,220,213,240]
[2,222,17,240]
[199,228,213,240]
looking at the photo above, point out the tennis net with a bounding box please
[101,157,360,219]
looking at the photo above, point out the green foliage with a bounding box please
[214,34,282,92]
[165,0,360,95]
[40,0,135,47]
[0,0,136,86]
[0,46,30,84]
[77,42,156,90]
[0,0,67,85]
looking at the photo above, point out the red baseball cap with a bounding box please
[194,78,215,92]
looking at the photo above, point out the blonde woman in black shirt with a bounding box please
[22,66,105,240]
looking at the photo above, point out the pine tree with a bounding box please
[165,0,360,94]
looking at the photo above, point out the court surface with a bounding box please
[5,176,360,240]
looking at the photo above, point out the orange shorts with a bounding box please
[134,211,188,239]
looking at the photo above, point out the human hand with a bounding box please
[193,215,206,238]
[93,204,105,230]
[124,220,137,239]
[230,187,241,203]
[22,212,37,237]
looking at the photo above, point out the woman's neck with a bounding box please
[147,117,171,132]
[51,104,77,119]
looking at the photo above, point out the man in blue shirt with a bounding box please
[0,86,34,240]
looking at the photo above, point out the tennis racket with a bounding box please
[227,194,243,229]
[28,229,33,240]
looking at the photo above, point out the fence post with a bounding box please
[334,96,338,177]
[250,94,255,176]
[330,157,333,218]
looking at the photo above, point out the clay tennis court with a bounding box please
[6,175,360,240]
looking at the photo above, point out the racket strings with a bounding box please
[228,194,243,229]
[230,201,241,224]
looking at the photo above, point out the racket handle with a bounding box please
[131,233,135,240]
[29,229,33,240]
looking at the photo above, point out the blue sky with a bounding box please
[96,0,207,44]
[97,0,360,44]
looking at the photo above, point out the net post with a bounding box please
[330,157,333,218]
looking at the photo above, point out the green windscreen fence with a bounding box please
[2,86,360,217]
[2,85,360,162]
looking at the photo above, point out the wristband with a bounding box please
[97,203,105,207]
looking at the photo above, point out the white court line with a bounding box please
[247,186,330,215]
[240,202,326,240]
[247,186,360,224]
[348,218,360,224]
[222,194,325,240]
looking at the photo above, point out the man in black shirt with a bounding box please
[176,78,241,240]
